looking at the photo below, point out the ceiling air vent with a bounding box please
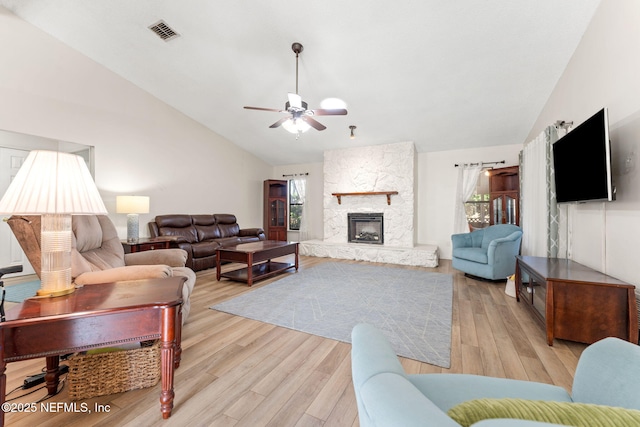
[148,20,180,42]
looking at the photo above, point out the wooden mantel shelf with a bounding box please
[331,191,399,205]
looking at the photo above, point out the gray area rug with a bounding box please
[211,262,453,368]
[4,280,40,303]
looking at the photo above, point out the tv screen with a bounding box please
[552,108,615,203]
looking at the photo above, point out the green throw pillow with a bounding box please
[447,398,640,427]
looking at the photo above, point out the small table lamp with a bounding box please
[0,150,107,297]
[116,195,149,243]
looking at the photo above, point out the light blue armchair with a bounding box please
[451,224,522,280]
[351,323,640,427]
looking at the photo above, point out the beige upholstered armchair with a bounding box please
[7,215,196,323]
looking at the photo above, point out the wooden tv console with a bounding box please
[515,256,638,346]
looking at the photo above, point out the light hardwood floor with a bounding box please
[3,255,587,426]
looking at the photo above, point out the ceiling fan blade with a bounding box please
[269,117,291,128]
[288,93,302,109]
[310,108,348,116]
[244,106,284,113]
[302,116,327,131]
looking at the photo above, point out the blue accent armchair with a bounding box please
[451,224,522,280]
[351,323,640,427]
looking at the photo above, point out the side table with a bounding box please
[0,277,186,425]
[122,236,177,254]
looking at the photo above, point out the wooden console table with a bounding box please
[0,277,186,426]
[515,256,638,346]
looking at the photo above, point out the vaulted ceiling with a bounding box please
[0,1,601,165]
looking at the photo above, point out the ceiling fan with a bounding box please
[244,42,347,133]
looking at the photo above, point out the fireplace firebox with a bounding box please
[348,213,383,244]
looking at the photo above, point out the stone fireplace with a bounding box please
[348,213,383,244]
[299,141,438,267]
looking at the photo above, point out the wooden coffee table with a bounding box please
[216,241,299,286]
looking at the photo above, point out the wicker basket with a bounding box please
[67,341,161,401]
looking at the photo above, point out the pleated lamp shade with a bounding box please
[0,150,107,215]
[0,150,107,296]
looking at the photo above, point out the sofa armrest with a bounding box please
[486,232,522,264]
[239,228,265,238]
[124,249,187,268]
[451,232,472,249]
[74,265,173,285]
[148,221,160,238]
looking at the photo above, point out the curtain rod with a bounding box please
[282,172,309,178]
[454,160,505,167]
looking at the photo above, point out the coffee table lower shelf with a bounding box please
[220,261,295,284]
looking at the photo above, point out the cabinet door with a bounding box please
[505,194,517,225]
[270,199,286,227]
[490,193,519,225]
[276,199,285,227]
[491,195,503,224]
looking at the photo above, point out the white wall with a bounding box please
[526,0,640,284]
[0,7,271,238]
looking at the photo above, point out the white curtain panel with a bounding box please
[291,177,308,242]
[453,163,482,234]
[521,132,548,256]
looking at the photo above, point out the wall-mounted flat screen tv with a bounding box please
[552,107,615,203]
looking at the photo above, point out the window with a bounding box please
[465,172,490,230]
[289,179,305,230]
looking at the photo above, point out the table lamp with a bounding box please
[0,150,107,297]
[116,195,149,243]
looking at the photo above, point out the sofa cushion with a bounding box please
[218,222,240,238]
[214,214,237,224]
[216,236,242,247]
[191,241,220,258]
[192,214,216,226]
[237,235,261,244]
[158,226,198,243]
[196,224,221,241]
[73,215,104,252]
[447,398,640,427]
[452,247,488,264]
[155,214,192,228]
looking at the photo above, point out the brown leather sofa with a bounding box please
[148,214,266,271]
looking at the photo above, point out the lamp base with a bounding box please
[126,213,140,243]
[40,213,74,298]
[36,285,76,297]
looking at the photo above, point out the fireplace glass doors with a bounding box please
[348,213,383,244]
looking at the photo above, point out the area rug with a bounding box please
[211,262,453,368]
[4,280,40,303]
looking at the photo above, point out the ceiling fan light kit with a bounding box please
[244,42,347,135]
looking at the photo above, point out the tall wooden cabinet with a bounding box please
[263,180,288,241]
[488,166,519,226]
